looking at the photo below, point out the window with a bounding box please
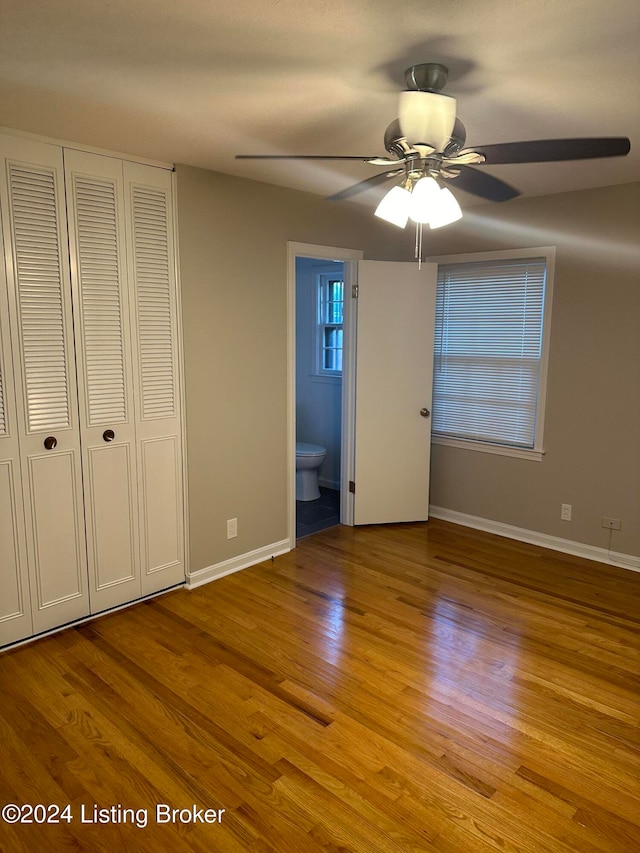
[432,248,554,460]
[317,274,344,375]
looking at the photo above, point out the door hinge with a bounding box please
[351,284,359,299]
[349,480,356,494]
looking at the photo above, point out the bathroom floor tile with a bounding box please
[296,487,340,539]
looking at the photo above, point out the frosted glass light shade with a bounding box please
[398,91,457,151]
[408,176,440,223]
[374,185,411,228]
[429,186,463,229]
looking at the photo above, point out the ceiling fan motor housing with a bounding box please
[404,62,449,93]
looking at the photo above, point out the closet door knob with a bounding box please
[103,429,115,442]
[44,436,58,450]
[420,407,430,418]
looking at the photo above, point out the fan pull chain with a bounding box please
[415,222,424,269]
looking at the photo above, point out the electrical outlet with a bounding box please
[561,503,572,521]
[226,517,238,539]
[601,517,621,531]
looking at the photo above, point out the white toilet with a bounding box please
[295,442,327,501]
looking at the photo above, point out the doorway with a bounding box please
[287,244,437,547]
[295,257,343,538]
[287,243,363,544]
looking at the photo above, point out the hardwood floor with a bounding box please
[1,519,639,852]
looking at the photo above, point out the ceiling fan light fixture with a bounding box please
[374,184,412,228]
[428,186,463,229]
[408,176,441,223]
[398,91,457,151]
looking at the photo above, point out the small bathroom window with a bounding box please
[316,273,344,375]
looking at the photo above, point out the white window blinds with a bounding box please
[433,257,548,450]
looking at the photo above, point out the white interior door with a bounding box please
[0,135,90,633]
[0,217,32,646]
[65,149,142,612]
[124,161,185,595]
[353,260,436,525]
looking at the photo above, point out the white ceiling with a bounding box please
[1,0,638,209]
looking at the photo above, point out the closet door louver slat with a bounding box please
[132,186,176,421]
[0,366,6,437]
[9,165,70,433]
[74,176,127,426]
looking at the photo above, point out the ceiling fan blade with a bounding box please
[470,137,631,165]
[326,169,405,202]
[235,154,383,162]
[448,164,520,202]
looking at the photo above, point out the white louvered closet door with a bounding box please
[0,208,32,646]
[65,149,142,612]
[125,162,184,595]
[0,135,90,634]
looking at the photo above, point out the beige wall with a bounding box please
[176,166,408,572]
[425,182,640,557]
[177,167,640,572]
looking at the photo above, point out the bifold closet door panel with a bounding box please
[0,226,32,646]
[0,135,89,633]
[0,459,31,646]
[64,149,142,612]
[124,162,185,594]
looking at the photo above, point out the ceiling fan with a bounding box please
[236,62,631,212]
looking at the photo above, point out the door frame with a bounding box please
[287,242,363,546]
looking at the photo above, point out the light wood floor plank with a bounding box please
[1,519,639,851]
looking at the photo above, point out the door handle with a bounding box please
[420,408,430,418]
[103,429,116,442]
[44,435,58,450]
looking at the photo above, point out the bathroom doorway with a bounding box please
[288,244,437,545]
[288,243,363,543]
[295,256,343,538]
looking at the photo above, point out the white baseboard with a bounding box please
[318,476,340,490]
[186,539,291,589]
[429,506,640,573]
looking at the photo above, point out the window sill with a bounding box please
[432,435,544,462]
